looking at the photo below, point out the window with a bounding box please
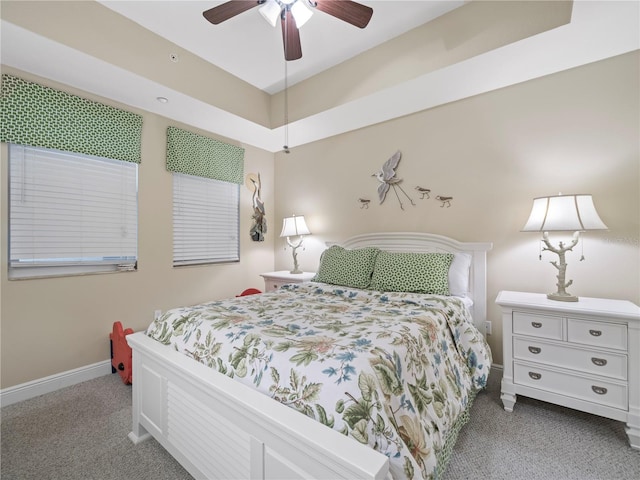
[8,144,138,279]
[173,172,240,266]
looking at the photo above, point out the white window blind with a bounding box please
[173,173,240,266]
[8,144,138,279]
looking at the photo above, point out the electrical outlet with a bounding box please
[484,320,492,336]
[154,309,162,320]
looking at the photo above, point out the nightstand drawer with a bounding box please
[514,362,628,410]
[568,318,627,351]
[266,280,287,291]
[513,312,563,340]
[513,337,627,380]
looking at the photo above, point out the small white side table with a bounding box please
[496,290,640,450]
[260,271,315,292]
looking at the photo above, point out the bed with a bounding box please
[127,232,492,480]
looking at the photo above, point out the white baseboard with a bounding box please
[0,360,113,407]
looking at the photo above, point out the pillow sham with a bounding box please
[312,245,380,289]
[369,251,454,295]
[449,252,472,297]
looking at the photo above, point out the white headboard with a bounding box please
[336,232,493,329]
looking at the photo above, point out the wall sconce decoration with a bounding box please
[522,193,608,302]
[246,173,267,241]
[280,214,311,274]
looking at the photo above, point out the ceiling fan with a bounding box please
[203,0,374,61]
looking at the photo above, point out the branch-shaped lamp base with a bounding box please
[286,236,304,274]
[542,231,580,302]
[547,292,578,302]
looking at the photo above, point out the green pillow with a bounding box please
[370,251,454,295]
[312,246,380,289]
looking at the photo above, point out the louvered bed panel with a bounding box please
[128,328,389,480]
[167,382,252,480]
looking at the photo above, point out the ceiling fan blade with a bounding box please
[313,0,373,28]
[203,0,261,25]
[281,10,302,61]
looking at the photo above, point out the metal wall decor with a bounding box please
[358,198,371,209]
[435,195,453,207]
[372,150,415,210]
[415,186,431,199]
[415,187,453,207]
[246,173,267,241]
[357,151,455,210]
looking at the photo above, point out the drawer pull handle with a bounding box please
[531,322,542,328]
[591,386,608,395]
[528,346,541,354]
[528,372,542,380]
[591,357,608,367]
[589,329,602,337]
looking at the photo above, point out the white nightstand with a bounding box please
[496,290,640,449]
[260,271,315,292]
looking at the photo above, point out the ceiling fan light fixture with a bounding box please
[290,1,313,28]
[259,0,281,27]
[203,0,373,59]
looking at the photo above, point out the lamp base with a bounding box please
[547,292,579,302]
[289,268,303,274]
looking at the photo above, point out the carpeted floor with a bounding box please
[443,370,639,479]
[1,368,638,479]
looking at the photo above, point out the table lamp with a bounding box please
[522,193,608,302]
[280,215,311,274]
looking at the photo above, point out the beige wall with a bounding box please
[271,0,572,126]
[0,70,276,388]
[274,51,640,365]
[1,50,638,388]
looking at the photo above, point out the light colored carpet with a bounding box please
[443,370,639,480]
[1,369,638,479]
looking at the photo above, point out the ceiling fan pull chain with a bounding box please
[283,20,290,153]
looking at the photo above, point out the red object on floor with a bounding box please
[110,321,134,384]
[237,288,262,297]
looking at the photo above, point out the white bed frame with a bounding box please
[127,232,492,480]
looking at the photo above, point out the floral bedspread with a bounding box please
[146,282,491,479]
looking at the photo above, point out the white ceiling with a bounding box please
[1,1,638,153]
[98,1,466,94]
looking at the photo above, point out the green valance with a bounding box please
[0,74,142,163]
[166,126,244,184]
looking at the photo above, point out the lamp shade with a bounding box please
[522,194,608,232]
[280,215,311,237]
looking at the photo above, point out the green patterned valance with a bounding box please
[0,74,142,163]
[166,126,244,184]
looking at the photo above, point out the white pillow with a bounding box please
[449,252,472,297]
